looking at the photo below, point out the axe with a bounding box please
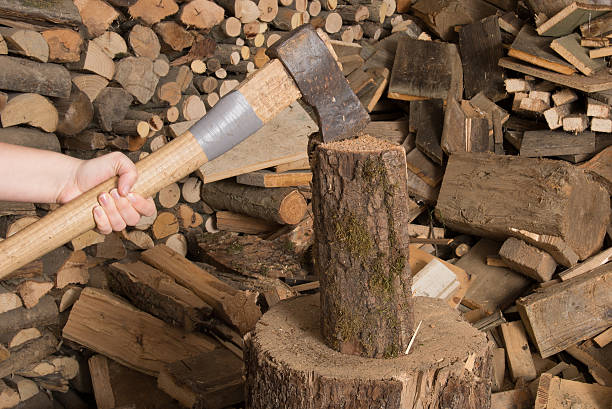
[0,25,369,278]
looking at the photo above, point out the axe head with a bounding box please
[267,25,370,143]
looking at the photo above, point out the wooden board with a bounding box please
[534,373,612,409]
[412,99,445,165]
[388,37,462,102]
[458,15,505,101]
[63,287,216,376]
[536,2,612,37]
[501,321,537,381]
[508,25,576,75]
[196,102,317,183]
[520,130,597,157]
[517,264,612,358]
[457,239,532,313]
[499,57,612,93]
[550,33,606,76]
[236,169,312,188]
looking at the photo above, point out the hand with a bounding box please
[58,152,156,234]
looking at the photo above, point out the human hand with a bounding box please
[58,152,156,234]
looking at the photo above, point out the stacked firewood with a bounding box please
[0,0,611,408]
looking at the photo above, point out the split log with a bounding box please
[157,349,244,409]
[63,287,216,376]
[165,233,187,257]
[128,25,160,60]
[246,295,492,409]
[108,261,213,331]
[121,230,154,250]
[1,93,58,132]
[435,153,610,265]
[0,291,22,314]
[534,373,611,409]
[0,332,57,378]
[180,0,225,30]
[517,264,612,358]
[441,98,491,155]
[73,0,119,38]
[579,146,612,195]
[95,232,126,260]
[0,56,71,98]
[499,237,557,282]
[152,211,179,240]
[5,375,38,401]
[114,56,159,104]
[128,0,179,25]
[59,287,82,312]
[201,180,307,225]
[71,74,108,102]
[236,169,312,188]
[311,135,413,357]
[190,230,307,279]
[141,244,262,335]
[92,31,127,59]
[154,21,193,52]
[0,380,19,409]
[55,85,93,136]
[0,295,57,335]
[177,204,204,229]
[67,40,115,80]
[272,7,304,30]
[17,281,54,309]
[55,250,89,288]
[0,27,49,63]
[41,29,82,63]
[215,211,279,234]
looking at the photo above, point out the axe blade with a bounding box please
[267,25,370,143]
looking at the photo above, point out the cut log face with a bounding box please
[311,135,413,358]
[246,295,492,409]
[0,28,49,63]
[73,0,119,38]
[17,281,54,309]
[1,93,59,132]
[129,25,160,60]
[181,0,225,29]
[92,31,127,59]
[129,0,179,25]
[42,29,83,63]
[114,56,159,105]
[435,153,610,264]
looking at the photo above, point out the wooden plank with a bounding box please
[501,320,537,381]
[364,117,409,145]
[594,327,612,348]
[215,211,279,234]
[508,25,576,75]
[441,98,491,155]
[534,373,612,409]
[491,389,531,409]
[412,258,459,299]
[140,244,262,335]
[519,130,596,157]
[196,102,317,183]
[469,92,509,128]
[557,247,612,281]
[458,15,505,101]
[580,11,612,38]
[388,37,462,101]
[457,239,532,313]
[413,99,445,165]
[525,0,573,18]
[63,287,216,376]
[590,46,612,58]
[404,148,443,187]
[565,344,612,386]
[517,264,612,358]
[236,169,312,188]
[499,57,612,93]
[536,2,612,37]
[550,33,606,76]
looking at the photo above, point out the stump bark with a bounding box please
[311,135,413,358]
[245,295,493,409]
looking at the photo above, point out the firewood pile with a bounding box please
[0,0,611,408]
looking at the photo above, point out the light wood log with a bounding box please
[55,85,93,136]
[73,0,119,38]
[0,27,48,62]
[5,375,38,402]
[0,55,71,98]
[154,22,193,52]
[68,40,114,80]
[501,321,537,381]
[55,250,89,289]
[0,292,22,315]
[92,31,126,59]
[59,287,82,312]
[0,380,19,409]
[17,281,54,309]
[258,0,279,21]
[158,183,181,209]
[115,57,159,105]
[128,0,179,25]
[141,244,262,335]
[63,287,216,376]
[41,29,82,63]
[0,332,57,379]
[152,211,179,239]
[121,230,154,250]
[128,25,160,60]
[1,93,58,132]
[71,73,108,102]
[180,0,225,30]
[8,328,41,349]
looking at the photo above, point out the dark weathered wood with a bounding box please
[0,127,60,152]
[550,33,606,77]
[0,55,71,97]
[508,25,576,75]
[0,295,57,334]
[579,146,612,195]
[519,130,597,157]
[93,87,133,132]
[436,153,610,264]
[499,237,557,282]
[405,148,443,187]
[188,230,308,279]
[0,0,82,27]
[108,261,213,331]
[246,295,492,409]
[364,117,409,145]
[534,373,612,409]
[459,15,505,101]
[441,98,491,155]
[55,85,94,136]
[311,135,413,358]
[517,264,612,358]
[537,2,612,37]
[388,37,462,102]
[413,100,445,165]
[158,349,244,409]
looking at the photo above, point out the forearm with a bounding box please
[0,143,82,203]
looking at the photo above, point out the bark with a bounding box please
[0,295,58,334]
[0,55,71,97]
[0,332,58,378]
[311,135,413,358]
[245,295,492,409]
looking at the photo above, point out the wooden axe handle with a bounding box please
[0,60,301,278]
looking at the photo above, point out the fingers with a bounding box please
[110,153,138,196]
[94,190,156,234]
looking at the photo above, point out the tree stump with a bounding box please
[245,295,493,409]
[311,135,413,358]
